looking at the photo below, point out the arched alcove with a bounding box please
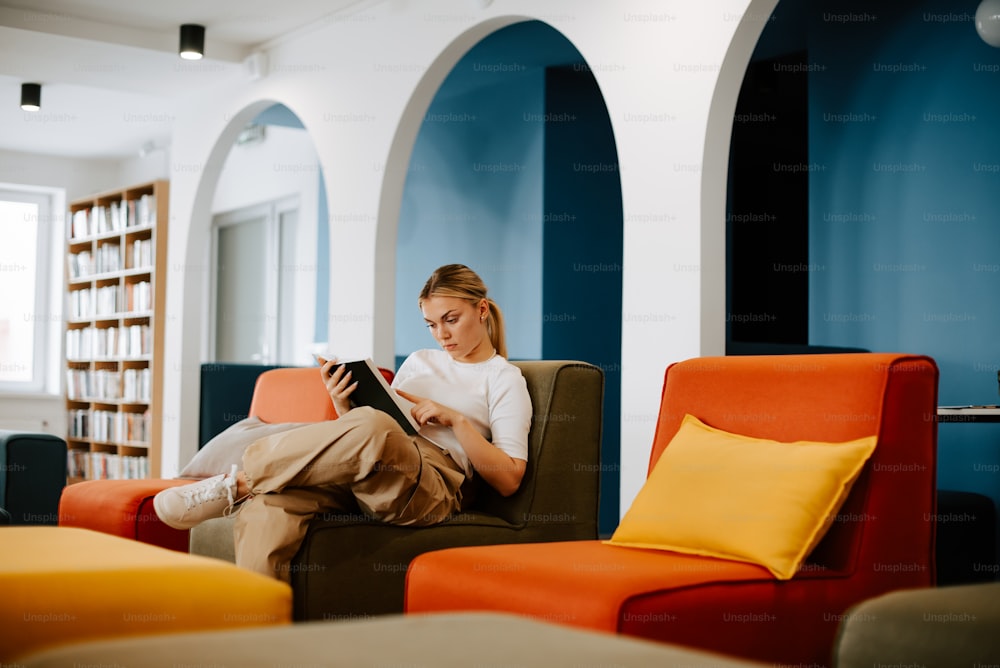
[384,20,623,533]
[207,103,324,367]
[172,99,329,465]
[725,0,810,351]
[719,0,1000,567]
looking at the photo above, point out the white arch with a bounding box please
[700,0,780,354]
[163,97,318,474]
[159,1,771,513]
[371,15,540,363]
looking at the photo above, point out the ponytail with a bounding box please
[485,298,507,359]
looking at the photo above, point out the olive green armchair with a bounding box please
[190,359,605,620]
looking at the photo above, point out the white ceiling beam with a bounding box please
[0,6,249,62]
[0,25,243,97]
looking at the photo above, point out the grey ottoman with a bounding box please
[834,582,1000,668]
[21,612,765,667]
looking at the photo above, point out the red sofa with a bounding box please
[405,353,939,666]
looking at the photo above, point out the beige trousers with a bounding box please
[234,406,469,581]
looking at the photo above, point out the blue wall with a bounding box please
[395,20,588,357]
[543,65,623,533]
[394,63,545,358]
[807,2,1000,514]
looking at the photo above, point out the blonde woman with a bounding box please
[154,264,532,581]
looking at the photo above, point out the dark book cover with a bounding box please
[336,358,420,435]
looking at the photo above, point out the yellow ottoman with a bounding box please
[0,527,291,661]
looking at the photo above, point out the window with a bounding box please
[0,185,57,393]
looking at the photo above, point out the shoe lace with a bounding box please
[182,464,237,510]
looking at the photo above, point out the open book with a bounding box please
[323,357,420,435]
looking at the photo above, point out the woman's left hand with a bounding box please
[395,389,462,428]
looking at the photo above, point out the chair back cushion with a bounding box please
[0,432,66,525]
[248,367,338,424]
[650,353,937,585]
[473,361,604,533]
[247,365,395,425]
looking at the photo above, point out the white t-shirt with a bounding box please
[391,348,532,477]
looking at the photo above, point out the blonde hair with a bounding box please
[419,264,508,358]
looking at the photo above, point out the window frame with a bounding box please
[0,183,61,395]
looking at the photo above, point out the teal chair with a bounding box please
[0,431,67,525]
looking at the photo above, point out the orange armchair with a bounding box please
[405,353,939,667]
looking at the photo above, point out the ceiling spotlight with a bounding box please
[20,83,41,112]
[179,24,205,60]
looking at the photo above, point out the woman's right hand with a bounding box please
[316,355,357,417]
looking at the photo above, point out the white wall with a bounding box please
[116,151,170,189]
[160,0,775,516]
[0,148,122,200]
[394,67,545,361]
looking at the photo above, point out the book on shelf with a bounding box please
[130,194,156,228]
[91,409,116,442]
[82,284,120,317]
[130,238,153,269]
[67,449,149,480]
[68,250,93,279]
[318,356,419,435]
[126,324,151,357]
[66,369,87,400]
[91,205,106,235]
[122,367,151,402]
[77,408,150,443]
[109,199,128,231]
[71,209,89,239]
[125,281,151,312]
[66,285,122,318]
[66,325,149,359]
[66,368,122,401]
[95,243,121,273]
[69,193,155,240]
[68,409,90,439]
[69,287,92,319]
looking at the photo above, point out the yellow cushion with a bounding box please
[0,527,291,661]
[607,414,877,579]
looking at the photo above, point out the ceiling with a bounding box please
[0,0,380,160]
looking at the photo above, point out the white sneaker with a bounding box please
[154,465,241,530]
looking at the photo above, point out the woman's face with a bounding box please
[420,295,491,363]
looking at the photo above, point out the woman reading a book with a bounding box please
[154,264,532,581]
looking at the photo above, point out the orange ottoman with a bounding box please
[0,526,291,661]
[59,479,191,551]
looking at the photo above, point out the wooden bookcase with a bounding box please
[63,180,168,482]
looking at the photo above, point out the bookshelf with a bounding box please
[64,180,168,482]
